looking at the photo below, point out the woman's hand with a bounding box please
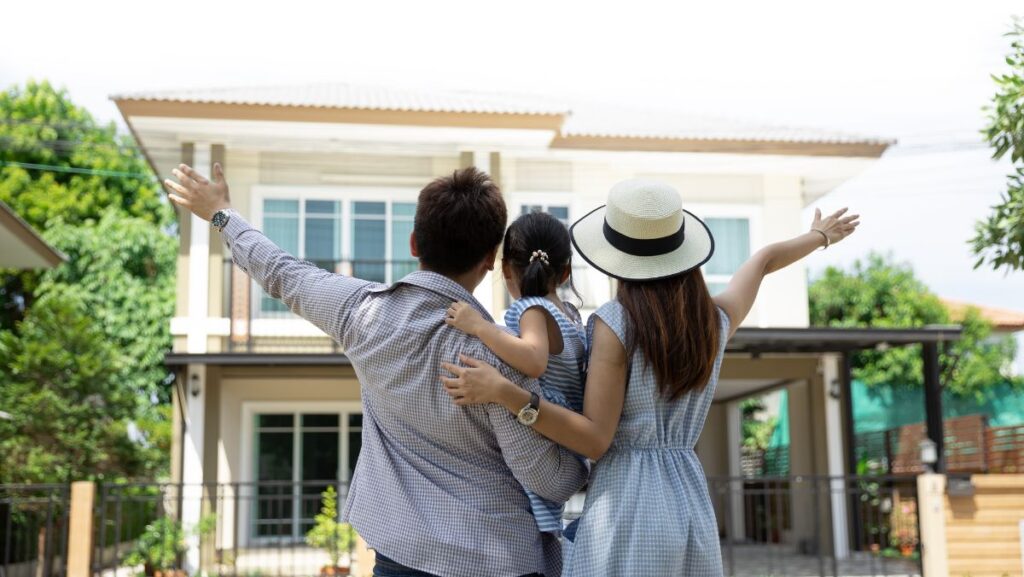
[441,354,519,408]
[445,301,489,336]
[165,163,231,221]
[810,207,860,246]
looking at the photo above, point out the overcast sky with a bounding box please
[2,1,1022,359]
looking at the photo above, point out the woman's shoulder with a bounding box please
[587,299,629,346]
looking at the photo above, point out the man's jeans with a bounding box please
[373,554,544,577]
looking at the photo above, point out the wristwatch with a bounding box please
[211,209,232,232]
[516,392,541,426]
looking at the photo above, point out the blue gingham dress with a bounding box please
[565,300,730,577]
[504,296,587,534]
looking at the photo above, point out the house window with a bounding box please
[703,217,751,295]
[258,197,416,316]
[253,412,361,541]
[520,204,569,225]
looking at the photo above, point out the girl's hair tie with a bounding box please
[530,250,550,265]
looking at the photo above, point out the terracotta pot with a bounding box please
[319,565,351,576]
[900,544,915,557]
[154,570,187,577]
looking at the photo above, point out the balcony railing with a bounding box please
[220,258,613,354]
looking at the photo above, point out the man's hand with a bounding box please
[165,163,231,221]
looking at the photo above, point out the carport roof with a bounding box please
[164,325,962,366]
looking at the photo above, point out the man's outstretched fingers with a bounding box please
[180,164,208,185]
[164,179,190,197]
[168,194,190,208]
[213,162,225,183]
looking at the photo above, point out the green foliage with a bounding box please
[739,397,777,450]
[305,486,355,568]
[973,19,1024,272]
[124,515,216,573]
[0,80,173,329]
[0,81,176,482]
[809,253,1020,397]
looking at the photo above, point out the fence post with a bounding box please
[354,535,374,577]
[917,473,949,577]
[66,482,95,577]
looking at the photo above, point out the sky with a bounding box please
[2,0,1022,364]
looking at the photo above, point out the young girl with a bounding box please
[444,210,586,537]
[442,180,859,576]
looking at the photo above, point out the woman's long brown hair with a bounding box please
[617,268,721,401]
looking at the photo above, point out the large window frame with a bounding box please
[689,203,761,294]
[239,400,363,546]
[250,185,420,319]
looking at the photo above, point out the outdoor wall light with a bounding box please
[919,438,938,471]
[189,373,202,398]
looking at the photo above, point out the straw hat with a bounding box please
[569,179,715,281]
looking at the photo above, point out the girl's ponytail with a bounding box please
[520,250,553,297]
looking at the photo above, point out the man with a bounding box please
[166,164,588,577]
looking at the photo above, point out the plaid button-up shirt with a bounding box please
[223,215,589,577]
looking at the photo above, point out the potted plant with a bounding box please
[125,515,216,577]
[305,486,356,576]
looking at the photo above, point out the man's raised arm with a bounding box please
[166,163,371,341]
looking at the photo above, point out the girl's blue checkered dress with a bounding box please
[504,296,587,535]
[565,300,730,577]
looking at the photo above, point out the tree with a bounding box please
[0,81,175,482]
[972,18,1024,272]
[0,80,172,328]
[809,253,1019,397]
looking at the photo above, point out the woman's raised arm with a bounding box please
[713,208,859,338]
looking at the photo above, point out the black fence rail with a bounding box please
[92,482,355,577]
[709,475,922,577]
[0,484,69,577]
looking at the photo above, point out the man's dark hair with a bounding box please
[414,167,507,276]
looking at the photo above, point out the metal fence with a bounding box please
[92,481,355,577]
[0,484,69,577]
[709,475,922,577]
[2,476,923,577]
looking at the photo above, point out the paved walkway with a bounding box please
[722,544,921,577]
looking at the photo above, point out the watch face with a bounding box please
[518,407,539,426]
[211,211,228,228]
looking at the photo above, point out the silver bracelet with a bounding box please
[811,228,830,249]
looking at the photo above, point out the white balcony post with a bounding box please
[181,364,206,575]
[187,143,212,354]
[726,400,746,541]
[823,354,850,559]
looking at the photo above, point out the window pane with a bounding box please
[353,201,386,216]
[392,202,416,217]
[353,217,386,283]
[263,200,299,314]
[704,218,750,276]
[548,206,569,223]
[391,203,417,281]
[521,205,542,215]
[255,425,294,538]
[258,414,295,428]
[305,200,341,271]
[348,429,362,481]
[301,430,340,532]
[302,414,339,428]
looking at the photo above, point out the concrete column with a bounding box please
[726,401,746,541]
[181,364,207,575]
[822,354,850,559]
[787,379,816,548]
[917,474,949,577]
[187,143,212,354]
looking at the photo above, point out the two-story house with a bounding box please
[118,83,952,565]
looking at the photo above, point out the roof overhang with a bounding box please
[551,134,889,158]
[0,201,66,269]
[165,325,963,367]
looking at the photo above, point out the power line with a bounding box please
[0,160,156,180]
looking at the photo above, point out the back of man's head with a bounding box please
[414,167,507,276]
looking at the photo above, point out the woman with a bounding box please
[441,179,858,576]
